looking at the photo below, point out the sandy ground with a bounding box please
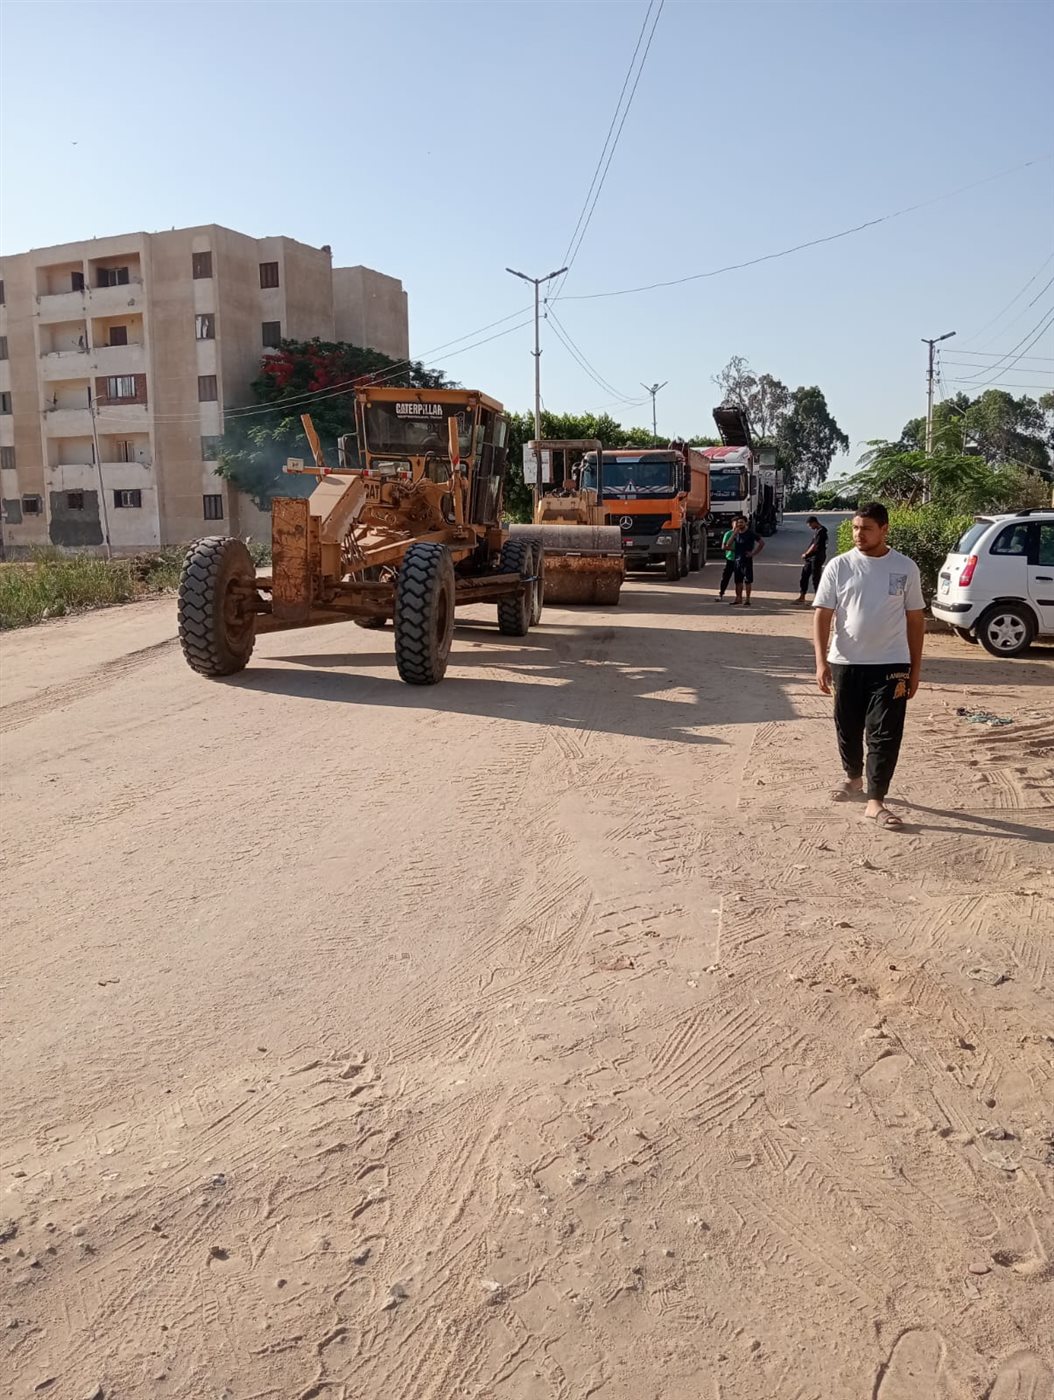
[1,516,1052,1400]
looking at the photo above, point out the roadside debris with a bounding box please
[955,707,1012,726]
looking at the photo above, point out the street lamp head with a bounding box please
[545,266,569,282]
[938,331,956,342]
[505,267,529,282]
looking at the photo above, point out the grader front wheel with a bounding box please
[497,536,533,637]
[177,536,257,677]
[394,542,455,685]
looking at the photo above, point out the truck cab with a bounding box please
[580,447,704,581]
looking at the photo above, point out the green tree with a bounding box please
[893,389,1051,478]
[844,442,1047,513]
[711,357,848,489]
[216,339,451,509]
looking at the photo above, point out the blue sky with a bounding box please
[3,0,1052,474]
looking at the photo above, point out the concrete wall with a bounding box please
[332,266,409,361]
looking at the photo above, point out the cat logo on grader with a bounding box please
[177,387,544,686]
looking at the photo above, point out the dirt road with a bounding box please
[2,518,1052,1400]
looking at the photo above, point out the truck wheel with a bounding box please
[976,603,1035,658]
[394,542,455,684]
[664,550,681,582]
[178,536,257,677]
[688,530,702,571]
[528,540,545,626]
[498,537,532,636]
[678,535,689,577]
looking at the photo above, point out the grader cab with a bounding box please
[177,387,543,686]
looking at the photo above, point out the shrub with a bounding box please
[836,506,974,603]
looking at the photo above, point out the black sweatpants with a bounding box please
[799,554,824,595]
[718,559,736,596]
[831,664,909,800]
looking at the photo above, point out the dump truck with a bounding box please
[703,403,759,551]
[177,386,543,686]
[576,444,711,582]
[508,438,625,605]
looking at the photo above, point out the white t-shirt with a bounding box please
[812,547,924,665]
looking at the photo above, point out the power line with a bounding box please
[549,0,656,304]
[99,307,533,427]
[960,253,1054,344]
[545,305,638,403]
[941,353,1054,365]
[946,379,1054,391]
[557,153,1054,302]
[552,0,665,304]
[952,305,1054,386]
[98,313,535,428]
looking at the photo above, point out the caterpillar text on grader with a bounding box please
[177,387,544,686]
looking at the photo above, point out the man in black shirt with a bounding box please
[729,515,765,607]
[795,515,828,604]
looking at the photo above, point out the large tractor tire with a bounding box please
[394,542,455,685]
[497,536,533,636]
[178,536,257,677]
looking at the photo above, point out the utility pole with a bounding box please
[87,387,114,560]
[506,265,568,508]
[922,332,955,455]
[641,380,668,441]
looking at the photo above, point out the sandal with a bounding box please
[830,783,863,802]
[863,807,904,829]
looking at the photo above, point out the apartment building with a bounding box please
[0,225,409,553]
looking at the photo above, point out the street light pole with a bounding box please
[922,331,955,455]
[641,380,668,441]
[506,265,568,508]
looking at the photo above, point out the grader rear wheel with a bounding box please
[497,537,533,637]
[177,536,257,677]
[394,542,455,685]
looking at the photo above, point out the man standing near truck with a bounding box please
[795,516,829,604]
[717,525,737,600]
[729,515,764,607]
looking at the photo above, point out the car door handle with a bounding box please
[1037,575,1053,581]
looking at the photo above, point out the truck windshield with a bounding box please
[363,401,476,459]
[581,455,679,496]
[710,468,747,501]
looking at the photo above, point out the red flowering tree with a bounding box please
[217,339,452,509]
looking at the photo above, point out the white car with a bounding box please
[932,509,1054,657]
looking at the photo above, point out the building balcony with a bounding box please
[91,343,146,375]
[94,401,148,427]
[37,281,144,323]
[44,407,92,435]
[40,349,91,381]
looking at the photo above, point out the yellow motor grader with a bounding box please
[177,386,543,686]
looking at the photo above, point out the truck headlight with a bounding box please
[656,534,673,544]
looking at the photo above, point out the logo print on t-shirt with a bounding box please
[888,573,908,596]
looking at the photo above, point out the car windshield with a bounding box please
[710,467,746,501]
[954,521,990,554]
[581,454,679,495]
[363,401,475,459]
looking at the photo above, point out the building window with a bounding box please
[108,325,128,347]
[259,261,280,289]
[0,447,14,470]
[203,493,224,521]
[0,279,5,304]
[196,313,215,340]
[0,336,8,360]
[67,490,86,511]
[262,321,282,348]
[0,392,11,414]
[193,251,213,279]
[22,494,43,515]
[201,435,222,461]
[113,489,142,509]
[106,375,138,400]
[71,271,85,292]
[198,374,218,402]
[115,440,135,463]
[97,266,130,288]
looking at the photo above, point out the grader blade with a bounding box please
[508,523,624,605]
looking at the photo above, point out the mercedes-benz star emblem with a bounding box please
[619,516,633,529]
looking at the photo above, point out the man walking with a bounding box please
[795,515,828,604]
[729,515,764,607]
[813,503,925,829]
